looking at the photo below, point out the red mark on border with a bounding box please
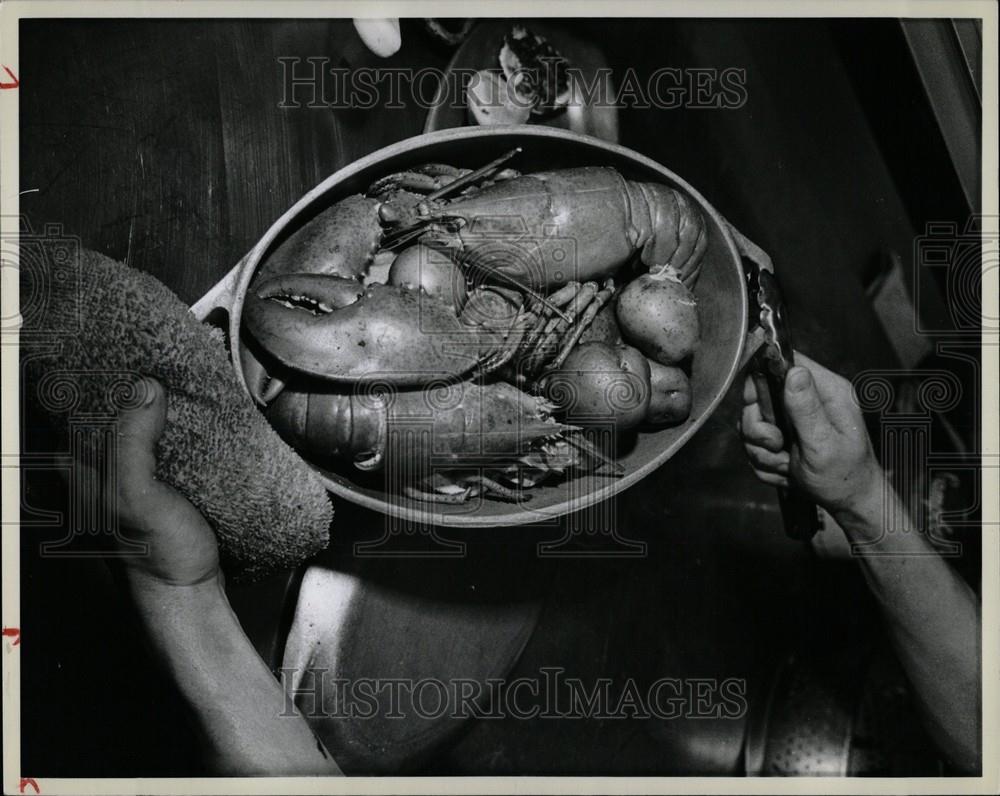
[2,627,20,646]
[20,778,40,794]
[0,66,19,89]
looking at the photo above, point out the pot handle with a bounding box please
[189,256,248,322]
[727,224,772,371]
[726,222,775,274]
[726,221,821,541]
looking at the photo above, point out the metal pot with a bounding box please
[192,126,770,528]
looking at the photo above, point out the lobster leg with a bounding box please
[369,154,519,201]
[465,474,525,502]
[524,281,599,373]
[403,484,474,504]
[474,305,538,375]
[368,164,471,199]
[402,473,526,504]
[515,282,582,362]
[546,278,617,372]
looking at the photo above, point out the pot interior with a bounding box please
[236,127,747,528]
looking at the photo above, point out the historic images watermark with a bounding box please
[277,60,748,112]
[281,668,748,722]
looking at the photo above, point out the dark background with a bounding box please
[17,18,980,776]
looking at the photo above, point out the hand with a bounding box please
[82,377,221,588]
[740,352,883,516]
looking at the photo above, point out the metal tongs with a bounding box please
[744,259,822,541]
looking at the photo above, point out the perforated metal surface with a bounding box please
[746,652,945,777]
[760,661,852,776]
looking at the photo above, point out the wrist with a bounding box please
[829,468,890,536]
[124,567,226,607]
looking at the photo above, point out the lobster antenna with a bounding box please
[381,147,523,248]
[425,147,522,202]
[380,225,430,251]
[381,146,569,320]
[379,237,569,320]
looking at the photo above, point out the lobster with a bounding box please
[265,379,586,502]
[238,152,706,502]
[242,154,708,393]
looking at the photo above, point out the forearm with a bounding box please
[832,474,980,771]
[126,572,341,775]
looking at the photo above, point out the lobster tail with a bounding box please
[630,181,707,285]
[266,388,386,469]
[265,381,576,477]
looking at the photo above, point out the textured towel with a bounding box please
[21,244,332,582]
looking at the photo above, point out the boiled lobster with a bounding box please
[265,380,586,502]
[240,151,707,503]
[243,155,707,391]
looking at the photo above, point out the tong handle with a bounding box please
[730,234,821,542]
[751,363,822,540]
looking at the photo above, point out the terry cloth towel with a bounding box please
[21,244,332,582]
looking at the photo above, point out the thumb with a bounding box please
[115,377,168,499]
[784,366,833,454]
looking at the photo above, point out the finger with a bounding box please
[791,351,852,408]
[741,414,785,452]
[744,442,790,474]
[114,378,170,522]
[741,397,763,428]
[116,378,165,471]
[751,468,790,489]
[791,351,872,439]
[784,366,835,455]
[743,374,758,405]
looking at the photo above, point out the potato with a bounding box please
[388,244,467,313]
[616,268,699,365]
[545,341,651,430]
[645,360,692,426]
[579,302,623,346]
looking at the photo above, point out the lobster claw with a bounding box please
[242,275,364,404]
[243,275,495,387]
[239,340,286,406]
[254,273,366,311]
